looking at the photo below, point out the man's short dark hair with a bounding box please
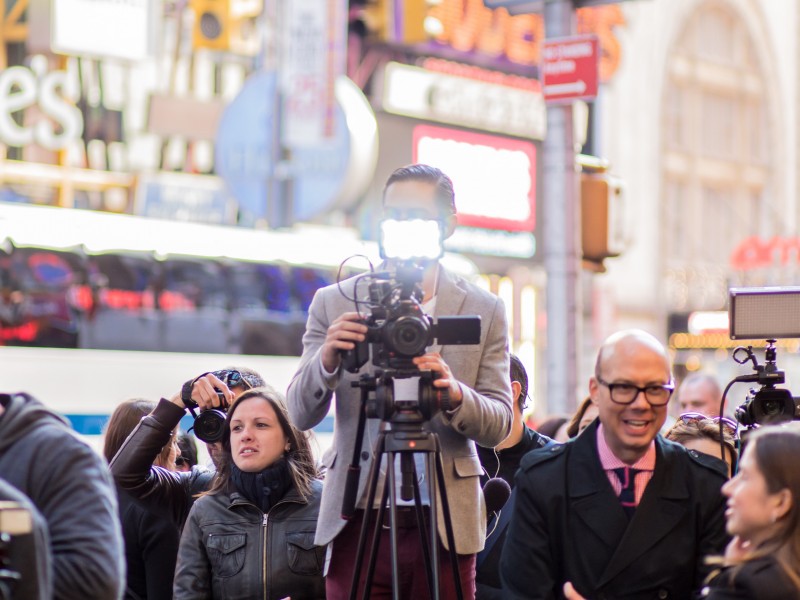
[510,354,528,411]
[383,164,456,217]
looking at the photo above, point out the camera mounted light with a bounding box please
[729,287,800,339]
[379,218,444,261]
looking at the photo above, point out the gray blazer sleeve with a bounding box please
[287,285,338,431]
[442,294,512,448]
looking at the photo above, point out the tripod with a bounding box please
[342,375,464,600]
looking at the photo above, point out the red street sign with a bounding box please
[543,35,599,104]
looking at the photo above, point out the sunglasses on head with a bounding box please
[678,412,738,437]
[211,370,254,391]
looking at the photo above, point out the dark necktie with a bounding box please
[612,467,640,519]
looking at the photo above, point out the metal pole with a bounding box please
[543,0,581,414]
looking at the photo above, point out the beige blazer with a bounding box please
[287,267,512,554]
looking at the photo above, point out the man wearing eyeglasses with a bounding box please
[110,367,264,527]
[500,330,728,600]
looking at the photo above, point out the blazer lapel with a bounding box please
[597,437,689,587]
[428,266,467,355]
[568,423,630,550]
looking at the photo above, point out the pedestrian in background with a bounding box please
[700,422,800,599]
[104,398,181,600]
[0,392,124,600]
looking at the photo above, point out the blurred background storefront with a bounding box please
[1,0,800,430]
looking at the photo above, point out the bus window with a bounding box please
[160,258,229,311]
[291,267,332,312]
[228,262,291,312]
[0,247,85,348]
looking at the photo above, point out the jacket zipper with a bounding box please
[228,496,303,600]
[262,499,293,600]
[262,513,268,600]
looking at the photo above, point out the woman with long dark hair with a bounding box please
[104,398,180,600]
[699,421,800,598]
[173,386,325,599]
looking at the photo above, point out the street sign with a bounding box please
[542,35,599,104]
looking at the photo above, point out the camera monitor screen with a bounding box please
[729,287,800,339]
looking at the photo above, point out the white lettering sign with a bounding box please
[383,62,546,141]
[52,0,156,61]
[0,56,83,151]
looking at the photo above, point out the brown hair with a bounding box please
[103,399,175,468]
[207,386,318,500]
[732,423,800,591]
[566,397,595,438]
[665,419,738,470]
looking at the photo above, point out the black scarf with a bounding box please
[230,457,292,513]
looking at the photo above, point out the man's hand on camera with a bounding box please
[169,373,235,411]
[321,312,368,373]
[412,352,463,409]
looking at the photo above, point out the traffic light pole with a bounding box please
[543,0,581,414]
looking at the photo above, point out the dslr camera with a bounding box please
[182,369,252,443]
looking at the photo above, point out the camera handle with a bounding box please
[341,375,375,521]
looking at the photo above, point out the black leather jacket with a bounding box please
[174,479,326,600]
[110,399,215,527]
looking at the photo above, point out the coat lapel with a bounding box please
[428,266,467,355]
[597,437,689,587]
[568,423,630,549]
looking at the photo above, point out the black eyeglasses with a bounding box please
[678,412,738,437]
[596,378,675,406]
[211,370,254,391]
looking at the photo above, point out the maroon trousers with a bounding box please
[325,508,476,599]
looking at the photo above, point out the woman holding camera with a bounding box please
[173,386,325,599]
[699,421,800,599]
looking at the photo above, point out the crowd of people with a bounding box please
[1,165,799,599]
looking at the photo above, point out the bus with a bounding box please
[0,202,477,455]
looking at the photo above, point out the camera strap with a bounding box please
[180,372,212,409]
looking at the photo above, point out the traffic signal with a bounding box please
[580,170,626,270]
[191,0,231,51]
[356,0,435,46]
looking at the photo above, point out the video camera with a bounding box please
[343,262,480,373]
[182,370,253,443]
[337,213,482,420]
[341,260,480,420]
[726,287,800,427]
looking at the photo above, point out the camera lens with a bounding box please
[193,409,227,443]
[385,315,430,357]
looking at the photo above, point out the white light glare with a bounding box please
[380,219,442,260]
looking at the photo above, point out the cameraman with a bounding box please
[287,164,513,598]
[110,368,264,527]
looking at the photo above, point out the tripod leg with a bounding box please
[411,459,435,598]
[434,448,464,600]
[362,471,391,600]
[385,451,402,600]
[427,451,441,599]
[349,434,385,600]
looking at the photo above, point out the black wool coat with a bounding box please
[500,420,729,600]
